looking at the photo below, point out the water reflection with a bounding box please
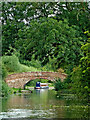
[0,89,89,119]
[35,89,48,105]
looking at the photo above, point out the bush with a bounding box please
[2,55,20,72]
[71,66,89,98]
[54,78,64,91]
[1,80,12,97]
[0,59,12,97]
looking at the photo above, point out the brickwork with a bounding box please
[5,72,67,89]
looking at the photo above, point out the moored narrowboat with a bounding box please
[35,82,49,89]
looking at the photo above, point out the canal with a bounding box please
[0,89,89,119]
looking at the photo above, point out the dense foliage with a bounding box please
[1,62,11,97]
[1,2,90,98]
[15,18,84,69]
[70,31,90,99]
[54,78,64,91]
[2,2,89,56]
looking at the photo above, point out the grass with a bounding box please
[8,62,42,75]
[12,88,22,93]
[19,64,41,72]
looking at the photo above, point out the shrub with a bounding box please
[54,78,64,91]
[71,66,89,98]
[2,55,20,72]
[0,59,12,97]
[1,80,12,97]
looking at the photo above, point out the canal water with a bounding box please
[0,89,89,119]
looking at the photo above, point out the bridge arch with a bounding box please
[23,78,54,89]
[5,72,67,89]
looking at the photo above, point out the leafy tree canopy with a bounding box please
[15,17,86,70]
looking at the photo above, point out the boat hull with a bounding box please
[35,86,49,89]
[34,87,40,89]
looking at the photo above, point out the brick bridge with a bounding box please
[5,72,67,89]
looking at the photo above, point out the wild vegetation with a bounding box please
[1,62,11,97]
[54,32,90,99]
[70,32,90,99]
[1,2,89,99]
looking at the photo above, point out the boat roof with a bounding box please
[40,83,48,85]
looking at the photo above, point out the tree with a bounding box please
[56,2,90,30]
[2,2,89,55]
[15,17,84,70]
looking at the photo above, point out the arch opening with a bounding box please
[24,78,54,90]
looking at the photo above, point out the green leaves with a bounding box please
[70,32,90,99]
[54,78,65,91]
[2,2,89,66]
[14,17,84,69]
